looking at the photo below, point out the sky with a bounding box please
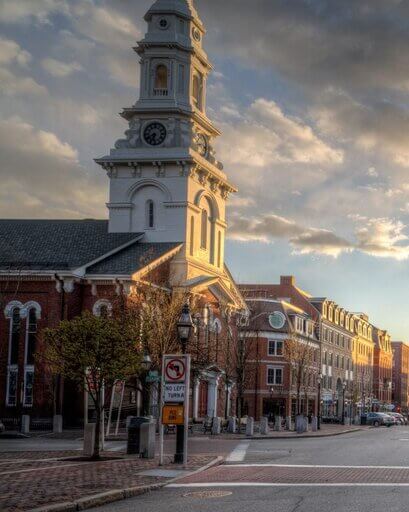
[0,0,409,338]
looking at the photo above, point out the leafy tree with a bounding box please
[42,311,141,459]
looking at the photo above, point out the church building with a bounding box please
[0,0,246,429]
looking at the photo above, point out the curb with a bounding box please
[28,456,223,512]
[246,427,364,440]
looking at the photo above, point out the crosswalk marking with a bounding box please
[225,443,249,462]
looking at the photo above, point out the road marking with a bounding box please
[226,443,249,462]
[225,463,409,469]
[168,483,409,488]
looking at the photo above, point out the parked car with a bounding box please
[366,412,395,427]
[388,412,407,425]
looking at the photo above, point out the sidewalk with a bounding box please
[0,451,219,512]
[249,423,366,439]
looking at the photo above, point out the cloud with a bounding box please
[0,68,47,96]
[42,57,83,77]
[217,98,343,169]
[0,117,105,218]
[0,0,69,25]
[0,37,31,66]
[229,212,409,260]
[229,213,352,257]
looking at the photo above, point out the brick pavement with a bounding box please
[176,464,409,485]
[0,451,214,512]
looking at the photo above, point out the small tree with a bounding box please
[284,334,316,416]
[42,312,141,459]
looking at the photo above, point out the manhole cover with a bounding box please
[183,491,232,499]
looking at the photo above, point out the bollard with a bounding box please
[228,416,237,434]
[140,420,155,458]
[311,416,318,432]
[53,415,63,434]
[274,416,282,432]
[21,415,30,434]
[212,417,221,435]
[83,423,96,457]
[246,417,254,437]
[260,416,269,435]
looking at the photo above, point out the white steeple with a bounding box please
[95,0,237,284]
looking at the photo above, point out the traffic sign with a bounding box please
[164,357,186,383]
[162,405,184,425]
[164,383,185,403]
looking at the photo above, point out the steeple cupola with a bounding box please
[95,0,236,283]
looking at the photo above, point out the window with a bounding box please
[23,369,34,407]
[7,307,21,407]
[93,299,112,317]
[146,200,155,229]
[154,64,168,95]
[192,72,203,110]
[25,308,37,366]
[335,354,339,368]
[323,351,328,365]
[329,353,333,366]
[268,340,283,356]
[267,367,283,385]
[201,209,208,249]
[178,64,185,94]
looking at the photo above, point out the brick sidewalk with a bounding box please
[0,451,214,512]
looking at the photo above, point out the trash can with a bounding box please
[127,417,150,455]
[360,415,367,426]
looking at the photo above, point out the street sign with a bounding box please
[164,383,185,403]
[162,404,184,425]
[164,357,186,383]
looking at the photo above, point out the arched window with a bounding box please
[146,200,155,229]
[154,64,168,95]
[93,299,113,317]
[192,72,203,110]
[23,308,38,407]
[190,216,195,256]
[7,307,21,406]
[201,209,208,249]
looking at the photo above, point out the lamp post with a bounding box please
[174,303,193,464]
[342,380,347,425]
[317,373,322,430]
[141,353,152,416]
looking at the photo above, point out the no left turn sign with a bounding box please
[165,357,186,383]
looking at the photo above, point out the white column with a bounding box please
[193,378,200,421]
[207,378,218,418]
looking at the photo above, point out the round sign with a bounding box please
[269,311,286,329]
[165,358,186,382]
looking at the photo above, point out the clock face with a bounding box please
[144,123,167,146]
[269,311,286,329]
[195,133,208,156]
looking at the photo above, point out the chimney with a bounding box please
[280,276,295,286]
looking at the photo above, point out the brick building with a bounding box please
[0,0,246,429]
[392,342,409,414]
[372,328,393,409]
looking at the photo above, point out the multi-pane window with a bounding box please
[23,308,38,407]
[7,308,21,406]
[268,340,283,356]
[267,367,283,385]
[146,200,155,229]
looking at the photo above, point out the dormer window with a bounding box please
[154,64,168,96]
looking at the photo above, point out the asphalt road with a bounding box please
[94,427,409,512]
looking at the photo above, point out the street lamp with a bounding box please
[342,380,347,425]
[177,303,194,353]
[175,303,193,464]
[317,373,322,430]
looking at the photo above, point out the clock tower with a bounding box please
[95,0,237,287]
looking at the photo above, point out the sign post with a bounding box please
[160,354,190,466]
